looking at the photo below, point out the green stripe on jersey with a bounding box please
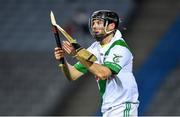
[105,40,130,56]
[104,61,121,74]
[124,102,131,117]
[74,62,88,74]
[98,79,107,98]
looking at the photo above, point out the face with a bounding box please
[91,19,106,36]
[90,18,116,41]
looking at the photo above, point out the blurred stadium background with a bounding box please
[0,0,179,116]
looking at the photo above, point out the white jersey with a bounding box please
[74,30,139,113]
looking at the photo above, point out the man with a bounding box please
[54,10,139,117]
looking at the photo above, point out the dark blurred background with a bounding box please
[0,0,179,116]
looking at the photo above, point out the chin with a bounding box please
[94,35,104,42]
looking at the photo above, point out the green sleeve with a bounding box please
[74,62,88,74]
[104,61,122,74]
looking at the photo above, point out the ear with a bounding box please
[108,23,116,30]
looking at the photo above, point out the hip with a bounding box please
[102,102,139,117]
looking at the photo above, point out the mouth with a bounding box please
[92,30,100,34]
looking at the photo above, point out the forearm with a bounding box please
[76,57,112,80]
[59,41,111,79]
[59,60,82,81]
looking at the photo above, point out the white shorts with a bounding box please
[102,102,139,117]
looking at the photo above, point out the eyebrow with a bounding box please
[93,19,104,23]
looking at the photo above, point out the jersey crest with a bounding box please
[113,54,122,63]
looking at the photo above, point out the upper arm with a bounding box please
[104,45,132,74]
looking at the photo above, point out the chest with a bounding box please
[96,47,108,64]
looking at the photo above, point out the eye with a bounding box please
[97,20,103,24]
[92,19,104,27]
[92,20,98,26]
[92,22,95,26]
[97,21,101,25]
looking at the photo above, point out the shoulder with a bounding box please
[89,41,99,48]
[112,38,129,49]
[87,41,99,51]
[105,39,131,56]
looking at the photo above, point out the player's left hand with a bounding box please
[62,41,77,56]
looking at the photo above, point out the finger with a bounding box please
[55,51,63,56]
[63,41,73,48]
[63,42,72,50]
[62,45,72,54]
[55,48,63,52]
[63,43,71,50]
[54,51,63,55]
[55,49,64,54]
[55,55,63,60]
[54,47,62,51]
[55,51,64,58]
[55,54,64,57]
[65,41,72,46]
[55,47,61,50]
[63,41,70,45]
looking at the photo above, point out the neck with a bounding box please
[100,33,114,45]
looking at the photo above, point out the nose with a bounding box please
[92,23,97,30]
[92,24,95,29]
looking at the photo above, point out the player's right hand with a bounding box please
[54,47,64,60]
